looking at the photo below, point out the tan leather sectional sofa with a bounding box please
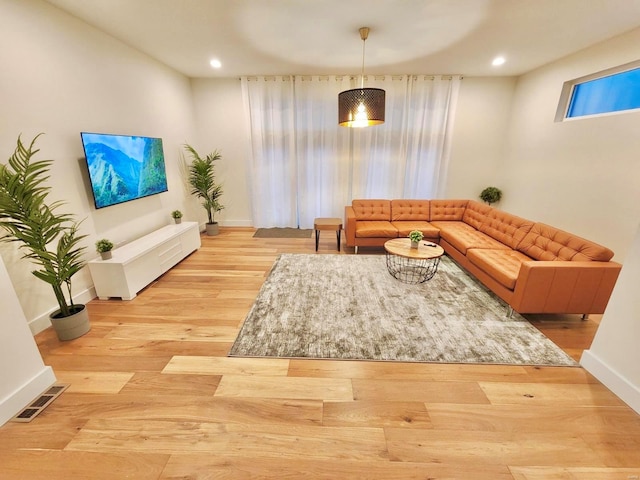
[345,199,622,315]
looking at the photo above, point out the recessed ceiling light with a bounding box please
[492,56,506,67]
[210,59,222,69]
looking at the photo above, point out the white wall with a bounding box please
[581,224,640,414]
[0,256,56,426]
[0,0,197,332]
[190,78,252,226]
[501,27,640,412]
[500,27,640,262]
[447,76,516,199]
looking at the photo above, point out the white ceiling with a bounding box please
[45,0,640,78]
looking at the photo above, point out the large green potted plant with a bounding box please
[0,134,90,341]
[184,144,224,236]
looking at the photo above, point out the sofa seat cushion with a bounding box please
[517,223,614,262]
[391,221,440,239]
[355,221,398,238]
[431,221,510,254]
[467,248,533,290]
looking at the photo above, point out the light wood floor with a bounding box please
[2,227,640,479]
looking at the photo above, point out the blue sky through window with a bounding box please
[567,67,640,118]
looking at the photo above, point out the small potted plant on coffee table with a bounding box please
[408,230,424,249]
[171,210,183,224]
[95,238,114,260]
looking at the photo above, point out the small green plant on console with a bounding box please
[95,238,113,254]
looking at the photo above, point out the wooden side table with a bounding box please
[314,217,342,252]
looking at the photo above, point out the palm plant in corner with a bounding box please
[184,144,224,236]
[0,134,90,341]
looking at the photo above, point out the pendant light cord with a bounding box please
[361,35,366,89]
[359,27,369,89]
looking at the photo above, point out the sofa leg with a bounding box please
[581,314,589,321]
[355,246,358,255]
[507,306,514,318]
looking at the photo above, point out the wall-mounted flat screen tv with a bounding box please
[81,132,169,209]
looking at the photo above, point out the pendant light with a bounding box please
[338,27,385,127]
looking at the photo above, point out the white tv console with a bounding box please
[88,221,201,300]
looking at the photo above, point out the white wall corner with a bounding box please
[581,350,640,415]
[0,366,56,427]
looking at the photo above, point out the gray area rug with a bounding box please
[253,228,313,238]
[229,254,578,366]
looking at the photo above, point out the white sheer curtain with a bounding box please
[241,75,461,228]
[241,76,297,227]
[294,76,353,227]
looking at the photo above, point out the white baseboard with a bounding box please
[0,366,56,427]
[28,286,97,335]
[218,220,253,227]
[581,349,640,415]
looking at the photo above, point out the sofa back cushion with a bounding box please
[430,199,469,221]
[477,209,535,249]
[462,200,492,230]
[517,223,614,262]
[352,199,391,221]
[391,200,430,221]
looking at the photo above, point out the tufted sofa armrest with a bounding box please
[510,260,622,314]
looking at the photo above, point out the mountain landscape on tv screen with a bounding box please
[85,137,167,208]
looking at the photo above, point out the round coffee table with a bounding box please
[384,238,445,284]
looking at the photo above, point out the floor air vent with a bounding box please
[11,384,69,423]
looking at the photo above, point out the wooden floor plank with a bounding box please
[352,378,491,404]
[479,382,628,407]
[159,455,515,480]
[384,428,604,467]
[322,400,432,428]
[0,228,638,479]
[427,403,640,434]
[510,466,640,480]
[214,374,354,401]
[162,355,289,376]
[0,451,169,480]
[54,371,134,394]
[47,392,322,426]
[118,372,221,396]
[105,323,239,342]
[66,419,388,460]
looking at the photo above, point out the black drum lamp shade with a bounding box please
[339,27,385,127]
[338,88,385,127]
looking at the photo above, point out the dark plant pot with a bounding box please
[50,304,91,341]
[205,222,219,236]
[174,218,182,224]
[100,251,112,260]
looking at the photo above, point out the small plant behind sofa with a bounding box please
[479,187,502,205]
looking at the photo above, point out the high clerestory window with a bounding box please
[556,60,640,121]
